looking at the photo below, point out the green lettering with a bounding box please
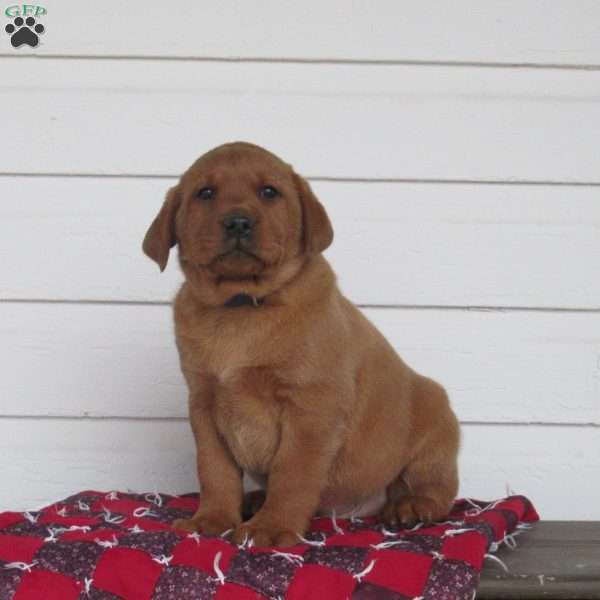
[5,5,20,17]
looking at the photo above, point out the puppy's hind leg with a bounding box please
[380,438,459,528]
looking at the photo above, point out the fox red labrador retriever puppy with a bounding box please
[143,142,460,547]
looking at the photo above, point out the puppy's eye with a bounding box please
[259,185,280,200]
[196,187,215,201]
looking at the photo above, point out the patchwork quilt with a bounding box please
[0,491,538,599]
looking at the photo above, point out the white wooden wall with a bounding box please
[1,1,599,519]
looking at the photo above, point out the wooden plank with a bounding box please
[7,1,600,66]
[0,420,598,521]
[479,521,600,599]
[1,302,599,424]
[2,58,600,181]
[2,177,600,308]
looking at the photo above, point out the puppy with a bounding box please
[143,142,459,547]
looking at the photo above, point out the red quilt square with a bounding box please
[364,549,433,597]
[442,531,487,569]
[13,569,80,600]
[93,547,163,600]
[0,513,24,530]
[0,535,44,563]
[98,498,152,514]
[286,564,357,600]
[166,496,199,512]
[309,517,344,534]
[172,536,237,573]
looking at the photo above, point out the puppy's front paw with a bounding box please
[232,517,299,548]
[173,512,239,536]
[381,495,449,528]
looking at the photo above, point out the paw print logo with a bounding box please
[5,16,45,48]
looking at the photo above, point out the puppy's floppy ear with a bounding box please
[294,173,333,254]
[142,185,182,271]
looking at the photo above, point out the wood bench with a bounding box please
[478,522,600,599]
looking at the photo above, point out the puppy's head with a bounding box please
[143,142,333,304]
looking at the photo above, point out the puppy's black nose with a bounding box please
[223,214,253,239]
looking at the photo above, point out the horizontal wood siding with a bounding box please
[1,177,599,308]
[0,419,597,519]
[6,1,600,66]
[1,2,598,519]
[1,302,599,425]
[2,59,600,182]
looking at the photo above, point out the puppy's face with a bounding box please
[178,145,302,280]
[143,142,333,304]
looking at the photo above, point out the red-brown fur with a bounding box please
[142,142,460,547]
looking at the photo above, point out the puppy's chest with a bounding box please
[212,369,283,475]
